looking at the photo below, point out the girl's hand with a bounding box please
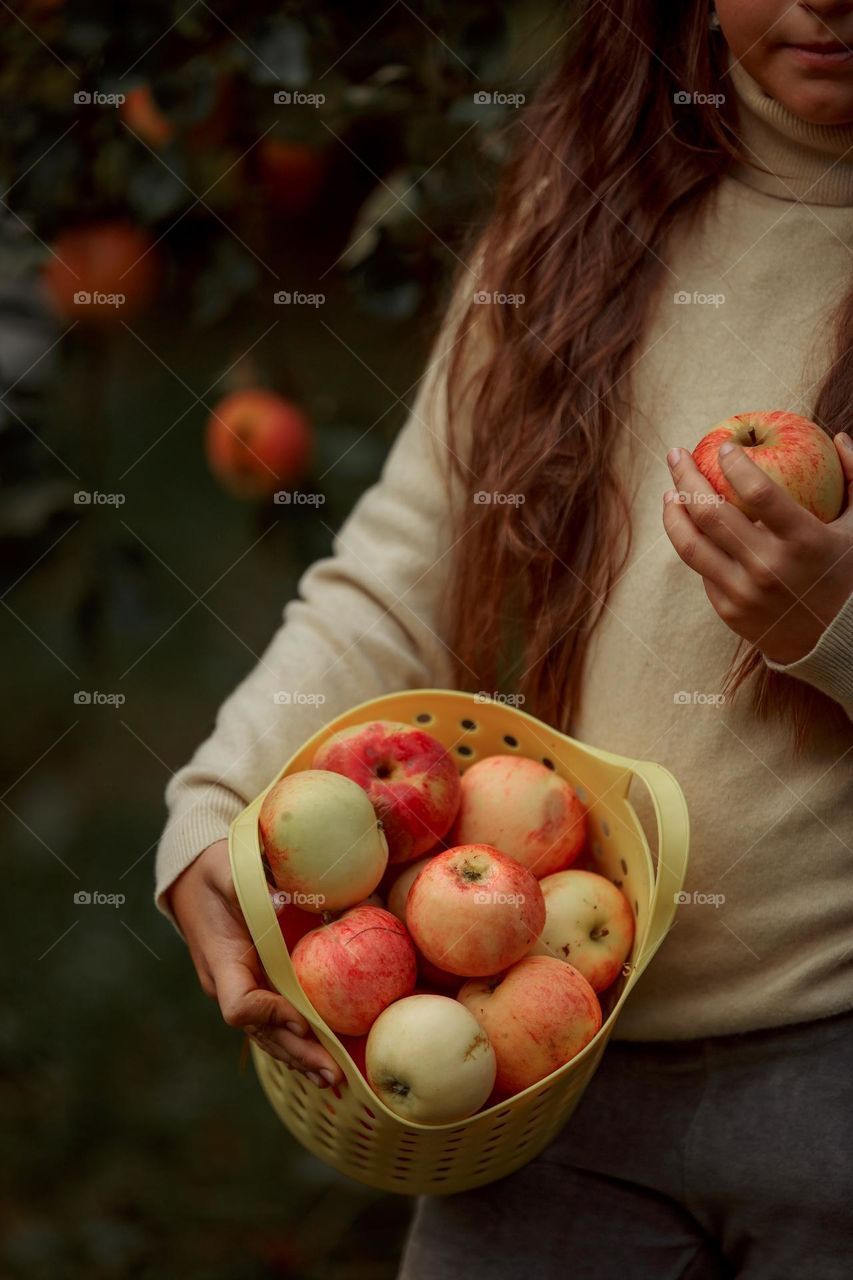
[168,839,344,1089]
[662,434,853,665]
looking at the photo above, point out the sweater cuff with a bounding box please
[763,588,853,707]
[153,786,246,931]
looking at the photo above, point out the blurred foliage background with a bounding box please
[0,2,560,1276]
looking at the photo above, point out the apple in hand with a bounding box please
[459,955,601,1095]
[532,869,635,992]
[291,905,416,1035]
[406,844,545,977]
[366,994,496,1122]
[451,755,586,878]
[259,769,388,913]
[313,720,462,864]
[692,410,844,522]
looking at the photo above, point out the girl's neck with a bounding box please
[728,55,853,205]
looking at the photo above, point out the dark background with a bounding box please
[0,3,561,1277]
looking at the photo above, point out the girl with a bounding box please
[161,1,853,1274]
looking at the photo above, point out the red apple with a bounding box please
[259,139,328,216]
[406,844,545,977]
[42,221,160,325]
[120,86,173,148]
[269,887,317,951]
[366,994,496,1122]
[692,410,844,523]
[458,955,601,1094]
[337,1032,368,1077]
[312,720,462,865]
[259,769,388,913]
[532,869,635,992]
[291,905,416,1035]
[452,755,586,878]
[205,389,311,499]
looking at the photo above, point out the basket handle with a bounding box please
[625,759,690,978]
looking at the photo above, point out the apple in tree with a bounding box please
[258,139,328,216]
[43,221,161,325]
[452,755,586,878]
[692,410,844,522]
[532,869,635,992]
[259,769,388,913]
[206,389,312,500]
[366,994,496,1122]
[120,85,173,148]
[406,844,545,977]
[459,955,601,1095]
[313,720,462,864]
[291,905,416,1035]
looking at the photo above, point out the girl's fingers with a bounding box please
[833,433,853,530]
[666,447,764,562]
[715,442,813,538]
[663,488,739,588]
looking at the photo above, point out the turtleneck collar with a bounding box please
[727,54,853,205]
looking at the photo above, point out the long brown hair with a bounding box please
[440,0,851,749]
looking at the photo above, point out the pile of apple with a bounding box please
[259,719,635,1125]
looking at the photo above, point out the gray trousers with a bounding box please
[398,1006,853,1279]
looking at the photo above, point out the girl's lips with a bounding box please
[785,42,853,68]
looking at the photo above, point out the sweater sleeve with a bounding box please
[763,588,853,719]
[154,306,479,921]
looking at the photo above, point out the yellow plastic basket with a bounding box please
[229,688,689,1196]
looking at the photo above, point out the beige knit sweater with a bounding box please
[156,60,853,1041]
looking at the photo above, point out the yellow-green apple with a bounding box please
[43,221,160,325]
[405,844,545,977]
[291,904,416,1035]
[259,769,388,913]
[458,955,601,1094]
[692,411,844,522]
[313,721,462,864]
[366,994,496,1122]
[532,869,635,992]
[451,755,586,878]
[206,389,312,499]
